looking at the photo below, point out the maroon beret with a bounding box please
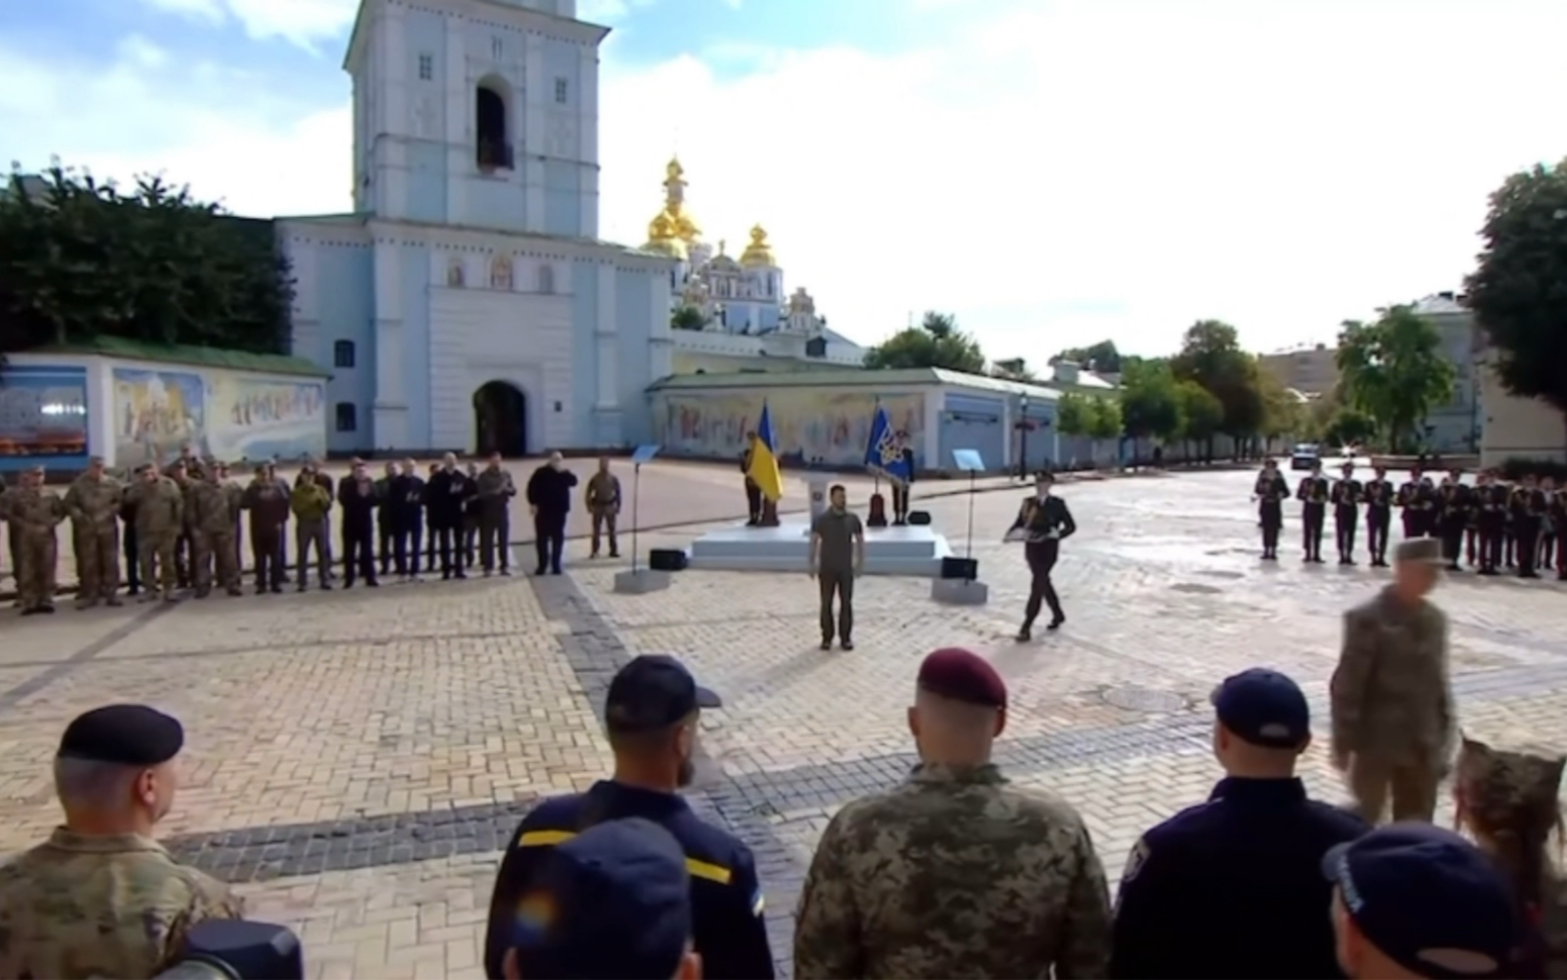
[917,648,1007,709]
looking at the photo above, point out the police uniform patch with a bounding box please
[1121,838,1150,884]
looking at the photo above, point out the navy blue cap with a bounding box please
[605,655,721,734]
[1210,668,1309,748]
[511,818,692,980]
[1323,823,1518,979]
[58,704,184,766]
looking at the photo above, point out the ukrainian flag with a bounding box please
[747,402,784,502]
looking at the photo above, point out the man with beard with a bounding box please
[482,655,774,980]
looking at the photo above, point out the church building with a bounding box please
[278,0,676,458]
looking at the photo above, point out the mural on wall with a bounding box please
[660,389,925,467]
[0,364,90,470]
[114,367,326,467]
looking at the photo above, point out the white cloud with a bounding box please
[140,0,225,23]
[8,0,1567,359]
[137,0,357,51]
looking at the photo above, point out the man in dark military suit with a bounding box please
[1475,470,1509,576]
[1509,473,1546,579]
[1109,668,1368,979]
[1295,461,1330,563]
[1006,471,1076,640]
[1330,461,1363,565]
[1362,465,1395,567]
[1436,468,1470,571]
[1395,467,1426,540]
[1252,458,1290,560]
[483,655,773,980]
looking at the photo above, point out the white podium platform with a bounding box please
[686,522,955,576]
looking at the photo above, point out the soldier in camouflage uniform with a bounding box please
[63,456,126,609]
[165,458,197,589]
[793,647,1111,979]
[125,465,184,603]
[188,464,242,598]
[0,704,243,979]
[0,472,16,592]
[6,466,67,615]
[1452,730,1567,977]
[1331,537,1455,824]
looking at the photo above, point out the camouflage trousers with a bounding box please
[1348,755,1439,824]
[72,526,121,603]
[16,528,58,608]
[4,523,19,590]
[192,529,242,596]
[137,531,180,597]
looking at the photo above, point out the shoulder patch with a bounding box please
[1121,838,1151,885]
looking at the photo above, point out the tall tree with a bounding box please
[1335,305,1456,453]
[670,305,706,331]
[1256,369,1304,450]
[1175,379,1224,460]
[1054,339,1122,374]
[1170,320,1265,446]
[863,310,986,373]
[1465,158,1567,453]
[0,162,294,362]
[1056,392,1090,439]
[1087,396,1123,442]
[1119,358,1182,449]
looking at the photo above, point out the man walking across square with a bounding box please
[810,484,864,651]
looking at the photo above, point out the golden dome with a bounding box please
[645,157,701,248]
[739,224,776,268]
[643,212,687,258]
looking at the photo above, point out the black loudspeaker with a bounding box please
[648,549,687,571]
[908,510,932,526]
[940,556,978,580]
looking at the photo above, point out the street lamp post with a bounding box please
[1018,393,1030,479]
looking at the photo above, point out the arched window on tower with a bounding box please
[476,81,511,171]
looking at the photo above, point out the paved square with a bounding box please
[4,465,1566,979]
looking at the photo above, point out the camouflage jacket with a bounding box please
[0,828,244,980]
[63,475,125,533]
[585,472,621,511]
[125,477,185,535]
[1331,586,1455,768]
[5,486,66,533]
[188,479,235,535]
[793,763,1112,979]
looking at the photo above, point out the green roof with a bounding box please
[647,366,1067,401]
[31,336,328,377]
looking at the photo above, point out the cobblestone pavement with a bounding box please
[2,467,1565,978]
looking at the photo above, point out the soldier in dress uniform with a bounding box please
[793,648,1111,979]
[1451,729,1567,978]
[1007,471,1076,640]
[1363,465,1395,567]
[1539,475,1559,574]
[0,705,244,979]
[1295,460,1329,563]
[1330,461,1363,565]
[1330,537,1454,824]
[1475,471,1510,576]
[1109,669,1368,978]
[1436,468,1470,571]
[1396,466,1427,539]
[1549,481,1567,581]
[1511,473,1547,580]
[1252,458,1290,560]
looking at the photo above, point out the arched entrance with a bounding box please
[473,381,527,457]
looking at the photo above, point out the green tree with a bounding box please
[1170,320,1266,451]
[1257,369,1304,451]
[1322,407,1378,449]
[1087,396,1122,441]
[670,305,706,331]
[1119,358,1182,455]
[1056,392,1089,439]
[1175,379,1224,460]
[1054,339,1122,374]
[863,310,986,373]
[1335,305,1455,453]
[0,162,294,362]
[1465,158,1567,453]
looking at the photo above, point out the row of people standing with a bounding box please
[2,451,621,613]
[1254,459,1565,578]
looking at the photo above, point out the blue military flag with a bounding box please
[863,405,913,486]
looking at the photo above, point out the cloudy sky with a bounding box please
[2,0,1563,361]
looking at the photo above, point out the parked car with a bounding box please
[1290,443,1321,471]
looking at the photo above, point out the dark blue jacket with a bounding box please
[482,780,775,980]
[1109,777,1369,979]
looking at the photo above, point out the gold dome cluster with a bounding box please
[641,158,778,268]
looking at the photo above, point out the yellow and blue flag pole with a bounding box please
[746,402,783,503]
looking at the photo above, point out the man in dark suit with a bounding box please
[527,451,578,575]
[1006,470,1076,640]
[426,453,474,580]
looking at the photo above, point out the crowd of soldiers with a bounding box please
[1254,458,1567,579]
[0,447,625,615]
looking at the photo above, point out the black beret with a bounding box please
[917,648,1007,709]
[57,704,184,766]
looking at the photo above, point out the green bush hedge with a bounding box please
[1499,457,1567,482]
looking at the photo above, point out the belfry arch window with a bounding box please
[476,79,512,171]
